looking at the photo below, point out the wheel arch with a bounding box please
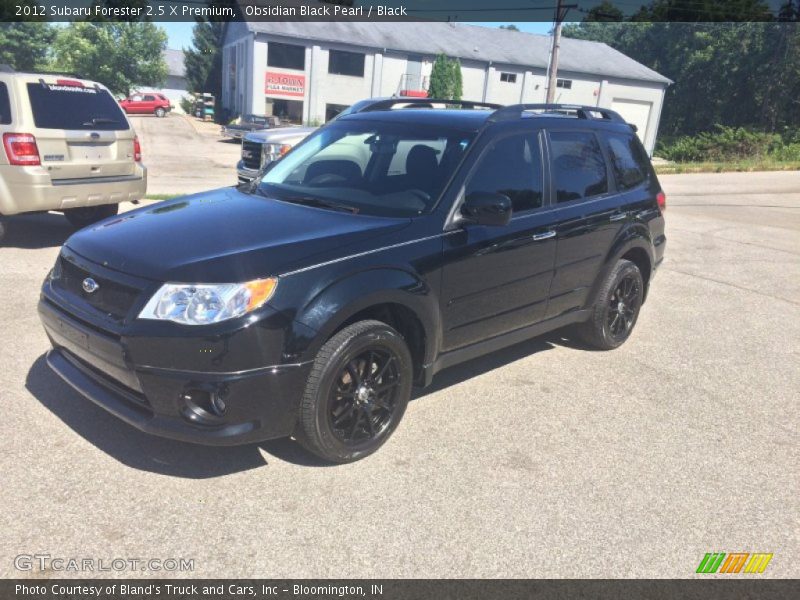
[588,225,655,308]
[289,267,441,384]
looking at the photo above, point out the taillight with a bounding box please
[656,191,666,211]
[3,133,40,166]
[133,136,142,162]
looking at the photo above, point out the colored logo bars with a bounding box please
[696,552,773,574]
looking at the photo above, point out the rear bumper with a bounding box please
[38,298,312,446]
[0,164,147,215]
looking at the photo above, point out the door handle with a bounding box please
[532,230,556,241]
[609,212,627,222]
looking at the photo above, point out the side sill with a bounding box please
[420,309,591,387]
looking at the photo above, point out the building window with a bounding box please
[328,49,365,77]
[556,79,572,89]
[500,72,517,83]
[267,42,306,70]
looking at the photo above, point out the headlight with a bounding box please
[138,278,277,325]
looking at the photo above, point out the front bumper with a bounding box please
[236,160,260,184]
[38,296,313,446]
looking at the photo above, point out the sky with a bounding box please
[160,21,553,51]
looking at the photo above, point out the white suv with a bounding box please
[0,67,147,240]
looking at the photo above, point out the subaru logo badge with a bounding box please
[82,278,99,294]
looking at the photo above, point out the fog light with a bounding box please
[181,384,227,422]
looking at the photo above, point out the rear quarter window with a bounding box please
[26,83,129,130]
[0,82,11,124]
[603,132,650,191]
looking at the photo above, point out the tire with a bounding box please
[296,320,413,463]
[155,107,166,118]
[63,204,119,229]
[575,259,644,350]
[0,217,6,243]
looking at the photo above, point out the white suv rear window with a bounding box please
[0,82,10,125]
[26,83,129,131]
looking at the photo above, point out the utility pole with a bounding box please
[545,0,575,103]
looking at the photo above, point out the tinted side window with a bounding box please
[143,95,156,101]
[0,82,10,124]
[466,133,543,214]
[550,131,608,203]
[604,132,650,191]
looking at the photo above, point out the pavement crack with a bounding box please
[662,267,800,306]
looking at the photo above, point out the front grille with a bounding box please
[241,140,263,170]
[56,257,140,320]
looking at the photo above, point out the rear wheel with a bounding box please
[296,320,413,463]
[63,204,119,229]
[575,259,644,350]
[154,107,166,118]
[0,216,7,242]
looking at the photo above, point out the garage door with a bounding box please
[611,99,651,144]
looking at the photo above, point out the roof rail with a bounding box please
[488,103,626,124]
[355,97,502,113]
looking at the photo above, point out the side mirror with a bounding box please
[460,192,512,227]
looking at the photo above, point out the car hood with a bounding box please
[244,127,317,144]
[65,188,410,282]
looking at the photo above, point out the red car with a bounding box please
[119,92,172,117]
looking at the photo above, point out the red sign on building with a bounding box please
[265,71,305,97]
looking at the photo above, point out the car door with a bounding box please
[544,128,628,319]
[440,129,558,351]
[126,94,144,114]
[142,94,157,114]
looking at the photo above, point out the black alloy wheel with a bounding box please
[328,348,402,447]
[296,320,413,463]
[575,259,644,350]
[606,274,641,341]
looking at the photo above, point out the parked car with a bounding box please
[0,67,146,241]
[235,98,412,183]
[237,126,316,183]
[221,114,280,140]
[39,99,665,463]
[119,93,172,117]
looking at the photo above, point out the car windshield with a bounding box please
[256,120,475,217]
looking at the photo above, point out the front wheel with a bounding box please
[154,107,166,118]
[296,320,413,463]
[63,204,119,229]
[575,259,644,350]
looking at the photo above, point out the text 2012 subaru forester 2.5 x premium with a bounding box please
[0,68,146,241]
[39,100,666,463]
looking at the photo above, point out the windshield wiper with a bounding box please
[81,117,117,127]
[254,187,358,214]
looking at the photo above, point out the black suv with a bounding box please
[39,100,666,463]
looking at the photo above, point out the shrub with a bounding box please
[656,125,800,163]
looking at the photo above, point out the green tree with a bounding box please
[499,24,520,31]
[0,1,55,72]
[52,22,167,96]
[183,20,225,96]
[582,1,624,22]
[428,54,463,100]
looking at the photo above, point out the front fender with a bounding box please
[286,267,441,365]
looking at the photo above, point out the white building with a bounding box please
[222,20,671,154]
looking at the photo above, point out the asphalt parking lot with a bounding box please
[0,131,797,576]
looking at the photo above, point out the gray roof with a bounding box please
[241,20,670,85]
[163,49,186,79]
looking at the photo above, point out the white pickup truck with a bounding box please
[236,126,316,184]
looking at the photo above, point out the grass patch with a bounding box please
[144,194,182,201]
[654,160,800,175]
